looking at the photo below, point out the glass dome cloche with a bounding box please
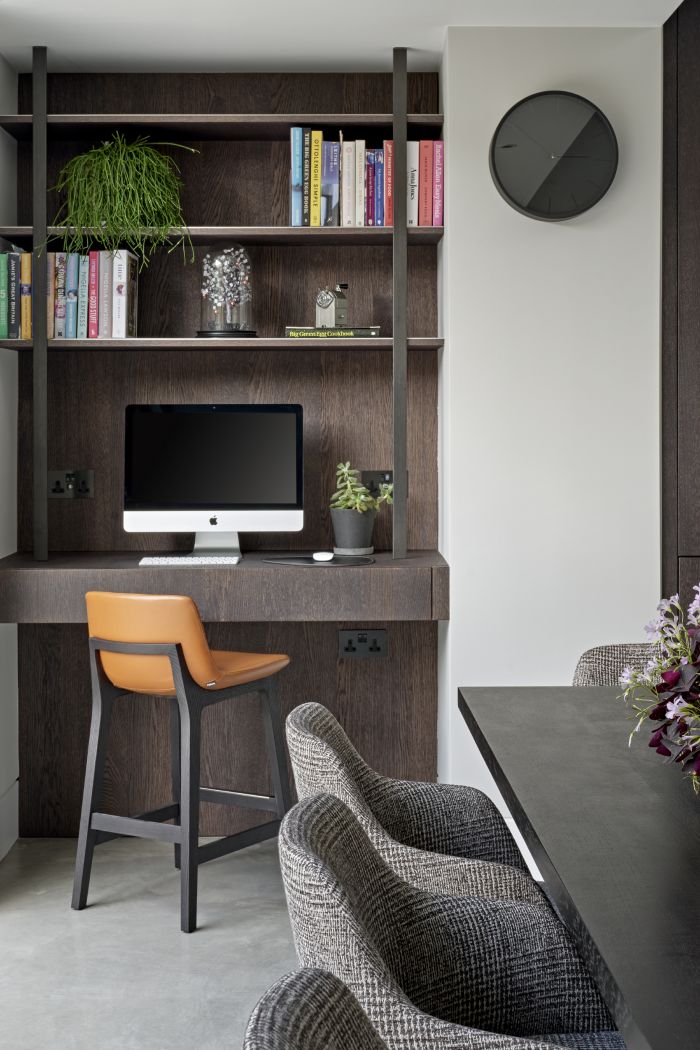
[197,243,255,337]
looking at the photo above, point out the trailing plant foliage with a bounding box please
[51,132,196,267]
[620,590,700,793]
[330,462,393,513]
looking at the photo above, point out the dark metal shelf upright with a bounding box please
[32,46,48,560]
[392,46,407,559]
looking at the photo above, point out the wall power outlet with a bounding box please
[338,629,388,657]
[48,470,94,499]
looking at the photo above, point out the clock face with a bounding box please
[489,91,618,221]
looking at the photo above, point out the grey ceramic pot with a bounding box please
[331,508,377,555]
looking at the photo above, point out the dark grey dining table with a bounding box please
[458,686,700,1050]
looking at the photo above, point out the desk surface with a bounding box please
[458,686,700,1050]
[0,550,449,623]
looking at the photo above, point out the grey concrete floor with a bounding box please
[0,837,298,1049]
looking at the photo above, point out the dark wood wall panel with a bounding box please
[18,348,438,553]
[674,0,700,557]
[18,72,439,115]
[18,620,438,836]
[662,11,679,595]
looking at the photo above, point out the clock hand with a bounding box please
[508,119,551,155]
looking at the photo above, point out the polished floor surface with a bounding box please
[0,837,298,1049]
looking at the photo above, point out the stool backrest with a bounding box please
[85,591,219,693]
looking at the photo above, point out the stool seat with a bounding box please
[129,651,291,696]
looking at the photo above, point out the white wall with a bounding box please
[438,28,661,801]
[0,50,18,862]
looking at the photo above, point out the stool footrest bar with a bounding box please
[199,787,278,811]
[91,811,182,844]
[197,820,280,864]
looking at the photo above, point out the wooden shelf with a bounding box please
[0,550,449,623]
[0,225,443,247]
[0,112,443,142]
[1,336,443,351]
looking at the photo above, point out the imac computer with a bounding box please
[124,404,303,565]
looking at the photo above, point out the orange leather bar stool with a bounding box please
[72,592,292,933]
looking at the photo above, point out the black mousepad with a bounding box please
[262,555,375,567]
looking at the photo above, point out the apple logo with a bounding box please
[209,516,218,526]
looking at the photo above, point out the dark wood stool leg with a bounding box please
[261,677,293,817]
[178,698,201,933]
[71,678,115,911]
[170,702,181,870]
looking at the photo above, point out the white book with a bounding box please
[407,141,419,226]
[111,249,138,338]
[98,251,113,338]
[355,139,365,227]
[341,141,356,226]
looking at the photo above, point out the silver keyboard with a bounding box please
[139,555,241,566]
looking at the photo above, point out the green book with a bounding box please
[0,254,8,339]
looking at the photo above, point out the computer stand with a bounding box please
[192,532,242,563]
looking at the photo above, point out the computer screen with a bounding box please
[124,404,303,510]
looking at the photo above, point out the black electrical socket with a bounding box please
[360,470,393,497]
[338,629,388,657]
[48,469,94,499]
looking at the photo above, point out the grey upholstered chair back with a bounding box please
[279,793,614,1045]
[243,968,388,1050]
[286,701,528,874]
[572,644,649,687]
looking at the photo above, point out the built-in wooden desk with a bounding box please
[4,552,447,836]
[0,550,449,623]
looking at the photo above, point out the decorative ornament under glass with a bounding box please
[198,244,255,337]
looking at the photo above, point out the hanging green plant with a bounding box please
[50,132,197,267]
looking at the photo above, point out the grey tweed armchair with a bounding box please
[244,968,388,1050]
[572,645,649,687]
[285,702,545,906]
[279,793,626,1050]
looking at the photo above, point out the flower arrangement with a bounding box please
[620,588,700,792]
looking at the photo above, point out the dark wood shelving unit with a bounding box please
[8,57,446,836]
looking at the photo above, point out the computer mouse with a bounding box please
[312,551,334,562]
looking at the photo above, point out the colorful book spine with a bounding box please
[301,128,311,227]
[309,130,323,227]
[418,140,434,225]
[77,255,89,338]
[20,254,32,339]
[88,251,100,338]
[321,141,340,226]
[365,150,376,226]
[112,249,138,338]
[98,251,113,338]
[407,141,419,226]
[355,140,365,227]
[290,127,303,227]
[433,140,444,226]
[384,140,394,227]
[65,253,80,339]
[341,141,356,226]
[46,252,55,340]
[0,254,8,339]
[8,253,22,339]
[54,252,67,338]
[374,148,384,227]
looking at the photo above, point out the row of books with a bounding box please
[0,242,138,340]
[289,130,444,228]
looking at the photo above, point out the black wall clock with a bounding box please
[489,90,618,221]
